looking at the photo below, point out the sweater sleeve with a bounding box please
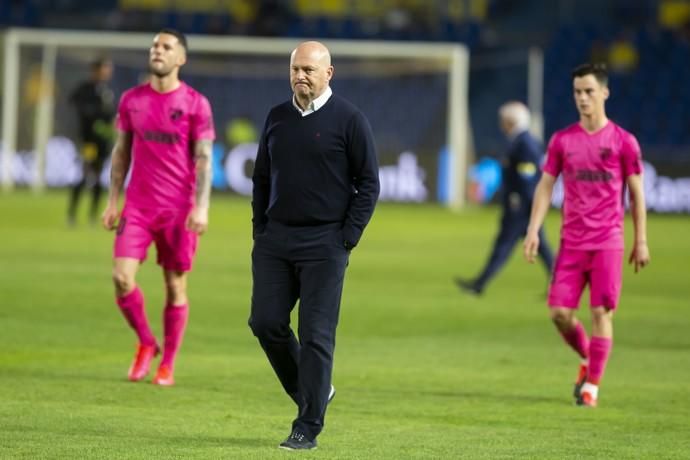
[343,111,380,247]
[251,116,271,238]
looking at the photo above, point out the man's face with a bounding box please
[573,74,609,117]
[290,47,333,101]
[499,116,512,136]
[149,33,185,78]
[95,62,113,82]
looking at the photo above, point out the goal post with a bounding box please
[0,27,470,207]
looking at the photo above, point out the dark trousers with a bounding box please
[249,220,349,441]
[475,213,554,289]
[67,150,107,223]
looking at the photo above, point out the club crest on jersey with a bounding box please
[599,147,612,160]
[170,109,183,121]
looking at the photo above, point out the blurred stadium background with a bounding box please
[1,1,689,459]
[2,0,689,210]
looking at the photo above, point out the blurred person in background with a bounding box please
[67,57,115,226]
[101,29,215,387]
[607,31,639,74]
[524,63,650,408]
[456,101,554,295]
[249,41,379,450]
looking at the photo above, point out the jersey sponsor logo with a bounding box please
[143,130,181,144]
[574,169,613,182]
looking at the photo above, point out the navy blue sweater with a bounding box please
[252,94,380,247]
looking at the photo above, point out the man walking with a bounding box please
[456,101,554,295]
[524,63,649,407]
[102,29,215,386]
[250,41,379,450]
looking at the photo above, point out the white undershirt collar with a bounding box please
[293,86,332,117]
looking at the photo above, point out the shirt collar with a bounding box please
[292,86,332,116]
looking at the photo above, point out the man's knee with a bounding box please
[591,307,613,328]
[549,307,575,330]
[163,271,188,304]
[112,268,135,294]
[248,316,289,341]
[164,278,185,299]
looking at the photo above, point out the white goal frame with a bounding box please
[1,27,470,208]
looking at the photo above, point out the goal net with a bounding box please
[0,28,470,207]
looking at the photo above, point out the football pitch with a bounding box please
[1,190,688,459]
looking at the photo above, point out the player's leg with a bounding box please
[547,248,590,396]
[113,256,159,381]
[550,306,589,395]
[578,249,623,407]
[152,269,189,386]
[577,307,613,407]
[152,211,199,386]
[113,207,158,381]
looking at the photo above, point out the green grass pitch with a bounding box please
[1,190,688,459]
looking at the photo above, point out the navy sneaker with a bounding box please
[454,277,482,296]
[279,430,317,450]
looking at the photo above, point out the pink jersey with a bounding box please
[544,121,643,250]
[116,82,215,210]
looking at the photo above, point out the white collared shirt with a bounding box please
[292,86,333,117]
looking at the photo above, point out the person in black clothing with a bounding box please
[67,57,115,226]
[456,101,554,295]
[250,41,379,451]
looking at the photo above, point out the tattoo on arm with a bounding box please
[194,139,213,208]
[108,131,132,201]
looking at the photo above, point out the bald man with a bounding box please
[249,41,380,450]
[456,101,554,295]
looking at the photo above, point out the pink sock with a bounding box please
[116,286,157,347]
[587,336,612,385]
[559,321,589,360]
[160,304,189,370]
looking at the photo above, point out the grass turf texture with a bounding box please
[1,190,688,459]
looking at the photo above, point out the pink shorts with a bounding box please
[548,248,624,310]
[114,206,198,272]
